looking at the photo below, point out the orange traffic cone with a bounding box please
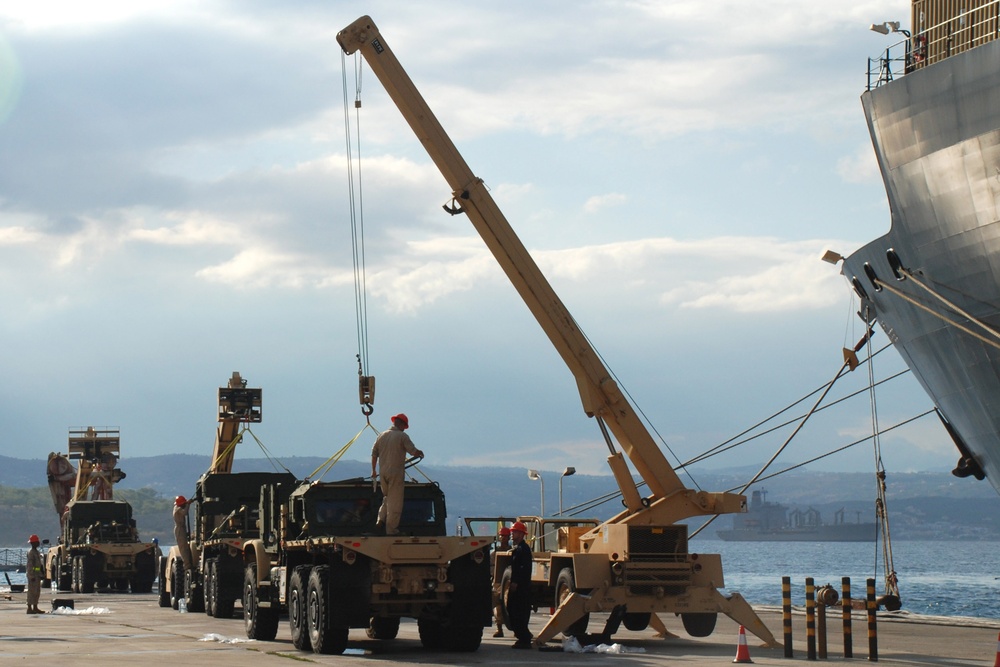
[993,630,1000,667]
[733,625,754,664]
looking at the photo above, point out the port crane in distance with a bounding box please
[337,15,779,647]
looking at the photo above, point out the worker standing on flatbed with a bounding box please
[371,413,424,536]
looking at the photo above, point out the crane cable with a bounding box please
[864,306,900,608]
[342,50,374,421]
[688,328,872,539]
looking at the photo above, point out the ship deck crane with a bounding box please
[337,16,777,647]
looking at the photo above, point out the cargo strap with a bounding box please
[308,422,379,481]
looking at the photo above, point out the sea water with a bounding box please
[699,538,1000,619]
[1,541,997,620]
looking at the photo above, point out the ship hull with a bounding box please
[843,38,1000,496]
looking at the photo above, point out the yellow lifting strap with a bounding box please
[208,426,249,474]
[309,422,380,481]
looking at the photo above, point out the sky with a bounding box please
[0,1,968,491]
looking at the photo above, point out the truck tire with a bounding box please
[444,624,482,652]
[79,555,96,594]
[157,557,171,607]
[555,567,589,636]
[205,559,217,617]
[307,565,348,654]
[417,618,445,650]
[681,612,717,637]
[56,553,71,592]
[171,559,184,610]
[366,616,400,640]
[185,567,205,613]
[244,562,279,641]
[289,565,312,650]
[622,612,650,631]
[132,551,156,593]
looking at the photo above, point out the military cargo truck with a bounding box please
[162,470,297,613]
[241,477,492,655]
[47,498,157,593]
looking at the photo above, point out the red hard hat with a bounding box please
[499,526,511,537]
[28,534,39,544]
[511,521,528,534]
[175,495,187,506]
[391,413,409,429]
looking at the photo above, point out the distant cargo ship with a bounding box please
[716,490,876,542]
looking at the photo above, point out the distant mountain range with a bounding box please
[1,454,998,546]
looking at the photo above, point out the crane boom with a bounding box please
[336,16,776,647]
[337,16,745,518]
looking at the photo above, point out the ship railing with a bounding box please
[867,0,1000,90]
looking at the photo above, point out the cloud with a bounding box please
[355,234,852,315]
[583,193,627,214]
[837,143,881,184]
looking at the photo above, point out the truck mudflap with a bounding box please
[534,583,779,648]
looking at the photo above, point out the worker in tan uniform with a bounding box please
[26,534,43,614]
[172,496,193,569]
[370,413,424,535]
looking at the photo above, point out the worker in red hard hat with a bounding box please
[492,525,514,637]
[26,534,43,614]
[507,521,534,648]
[172,495,193,570]
[371,413,424,535]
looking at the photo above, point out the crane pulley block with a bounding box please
[218,386,262,423]
[359,375,376,406]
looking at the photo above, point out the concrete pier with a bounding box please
[1,588,996,665]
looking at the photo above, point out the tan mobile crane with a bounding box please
[337,16,778,647]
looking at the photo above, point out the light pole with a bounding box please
[527,469,544,516]
[559,466,576,515]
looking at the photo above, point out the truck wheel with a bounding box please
[56,554,71,592]
[681,612,717,637]
[80,555,96,593]
[171,560,184,610]
[204,559,217,617]
[133,550,156,593]
[622,612,650,631]
[244,562,279,641]
[289,565,312,650]
[307,565,347,654]
[185,568,205,613]
[157,555,171,607]
[444,624,482,652]
[555,568,589,636]
[417,618,445,650]
[366,616,400,640]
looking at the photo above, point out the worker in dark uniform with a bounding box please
[507,521,533,649]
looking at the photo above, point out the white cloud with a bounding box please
[0,224,41,244]
[583,193,627,214]
[356,234,852,316]
[837,143,881,184]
